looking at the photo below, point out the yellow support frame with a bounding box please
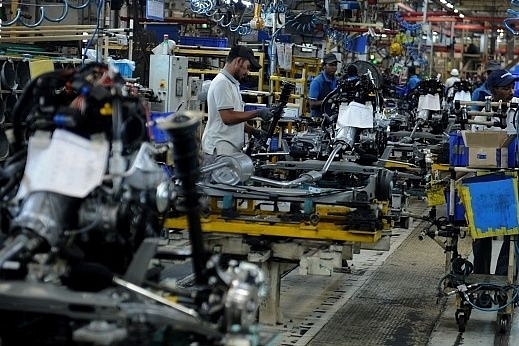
[164,215,383,243]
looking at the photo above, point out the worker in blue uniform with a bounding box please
[472,68,519,276]
[308,53,339,117]
[406,65,421,91]
[471,60,502,110]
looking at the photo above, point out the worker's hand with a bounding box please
[270,104,285,117]
[251,128,268,141]
[256,108,274,122]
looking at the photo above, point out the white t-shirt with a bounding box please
[444,76,461,90]
[201,69,246,155]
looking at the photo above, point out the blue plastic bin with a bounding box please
[449,131,468,167]
[149,112,174,143]
[179,36,228,48]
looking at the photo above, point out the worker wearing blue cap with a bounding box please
[471,60,502,110]
[472,68,519,276]
[485,69,519,102]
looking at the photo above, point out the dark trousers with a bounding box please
[472,236,511,275]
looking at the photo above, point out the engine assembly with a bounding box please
[165,66,412,249]
[0,63,269,346]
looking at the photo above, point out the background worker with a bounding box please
[471,60,502,110]
[444,68,461,97]
[201,45,274,167]
[308,53,339,117]
[472,68,519,275]
[405,65,421,91]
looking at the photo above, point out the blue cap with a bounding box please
[486,69,519,89]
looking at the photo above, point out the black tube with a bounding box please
[261,81,295,149]
[158,111,207,285]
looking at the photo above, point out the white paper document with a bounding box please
[453,91,471,102]
[418,94,441,111]
[17,130,109,198]
[337,102,374,129]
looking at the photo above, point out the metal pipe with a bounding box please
[113,276,200,318]
[200,161,231,173]
[249,143,343,188]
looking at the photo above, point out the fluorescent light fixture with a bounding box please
[459,13,464,18]
[224,0,252,6]
[446,3,454,8]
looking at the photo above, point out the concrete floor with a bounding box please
[270,198,519,346]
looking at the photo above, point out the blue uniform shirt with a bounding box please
[308,71,337,117]
[471,82,491,110]
[406,74,421,91]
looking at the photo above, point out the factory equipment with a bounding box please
[158,64,418,325]
[163,75,411,257]
[420,191,518,334]
[0,63,270,345]
[290,61,387,162]
[418,98,519,333]
[405,77,448,135]
[149,55,189,113]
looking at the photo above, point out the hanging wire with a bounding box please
[81,0,104,66]
[2,0,92,27]
[188,0,256,36]
[505,1,519,35]
[394,12,422,35]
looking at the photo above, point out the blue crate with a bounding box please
[149,112,174,143]
[112,60,134,78]
[179,36,228,48]
[449,131,468,167]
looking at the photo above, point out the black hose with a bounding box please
[158,111,208,285]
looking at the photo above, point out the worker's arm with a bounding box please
[219,108,273,125]
[219,108,258,125]
[307,98,322,110]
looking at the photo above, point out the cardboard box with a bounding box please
[461,131,513,168]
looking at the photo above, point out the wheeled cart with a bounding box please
[422,166,519,333]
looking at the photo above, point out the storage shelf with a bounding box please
[174,46,265,92]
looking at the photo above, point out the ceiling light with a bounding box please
[459,13,464,18]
